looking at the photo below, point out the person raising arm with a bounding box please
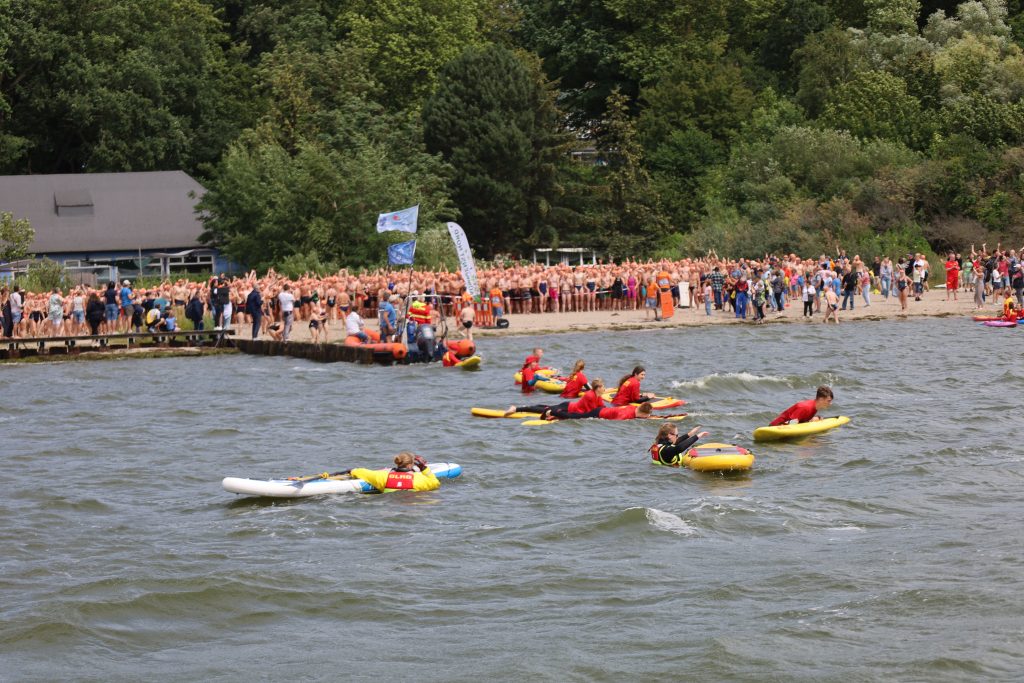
[650,424,711,467]
[769,386,834,426]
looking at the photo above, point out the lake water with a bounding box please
[2,318,1023,681]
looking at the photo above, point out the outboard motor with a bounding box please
[415,324,436,361]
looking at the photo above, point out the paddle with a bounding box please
[287,470,351,486]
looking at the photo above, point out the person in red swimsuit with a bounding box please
[545,400,655,421]
[560,359,590,398]
[506,380,606,416]
[611,366,656,406]
[769,386,834,426]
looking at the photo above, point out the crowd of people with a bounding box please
[1,243,1021,339]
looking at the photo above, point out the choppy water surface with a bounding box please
[2,318,1023,681]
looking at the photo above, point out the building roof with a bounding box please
[0,171,207,254]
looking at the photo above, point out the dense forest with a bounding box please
[4,0,1024,268]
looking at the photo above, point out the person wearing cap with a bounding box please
[119,280,133,332]
[346,452,440,492]
[378,294,398,342]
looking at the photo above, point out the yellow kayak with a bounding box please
[681,443,754,472]
[753,416,851,442]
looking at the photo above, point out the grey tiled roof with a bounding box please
[0,171,207,254]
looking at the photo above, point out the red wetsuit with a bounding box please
[612,377,642,406]
[561,371,589,398]
[769,399,817,426]
[568,389,604,413]
[597,405,638,420]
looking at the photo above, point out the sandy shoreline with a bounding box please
[271,288,988,344]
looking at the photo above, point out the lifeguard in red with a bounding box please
[769,399,818,425]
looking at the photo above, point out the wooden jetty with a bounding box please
[0,329,235,360]
[234,338,375,364]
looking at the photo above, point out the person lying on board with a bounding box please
[769,385,834,426]
[650,423,711,467]
[611,366,657,405]
[544,401,656,421]
[346,452,440,492]
[505,379,606,416]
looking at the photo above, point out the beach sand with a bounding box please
[275,288,990,344]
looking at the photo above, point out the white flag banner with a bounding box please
[376,205,419,234]
[446,222,479,298]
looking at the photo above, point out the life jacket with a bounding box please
[442,350,458,367]
[384,469,416,490]
[408,301,431,325]
[650,440,681,467]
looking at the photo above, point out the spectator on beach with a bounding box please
[47,287,64,336]
[102,282,118,334]
[245,282,262,340]
[278,283,295,342]
[85,292,104,335]
[186,291,205,331]
[119,280,133,332]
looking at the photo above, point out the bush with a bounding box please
[15,258,68,292]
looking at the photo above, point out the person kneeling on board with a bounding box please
[347,452,440,492]
[544,401,656,421]
[769,385,833,426]
[650,424,711,467]
[505,379,606,416]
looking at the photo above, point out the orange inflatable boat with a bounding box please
[344,329,407,360]
[445,339,476,358]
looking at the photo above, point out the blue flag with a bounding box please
[387,239,416,266]
[376,204,419,234]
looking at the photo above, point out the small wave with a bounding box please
[671,372,791,391]
[644,507,697,536]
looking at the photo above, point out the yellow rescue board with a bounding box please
[521,413,687,426]
[471,407,541,419]
[753,416,851,442]
[456,355,482,369]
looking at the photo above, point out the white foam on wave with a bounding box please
[645,507,697,536]
[671,372,790,390]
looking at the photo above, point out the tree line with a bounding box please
[3,0,1024,268]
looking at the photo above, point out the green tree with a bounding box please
[0,0,255,174]
[597,89,671,256]
[422,45,567,256]
[337,0,489,107]
[0,211,34,262]
[865,0,920,34]
[821,70,927,146]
